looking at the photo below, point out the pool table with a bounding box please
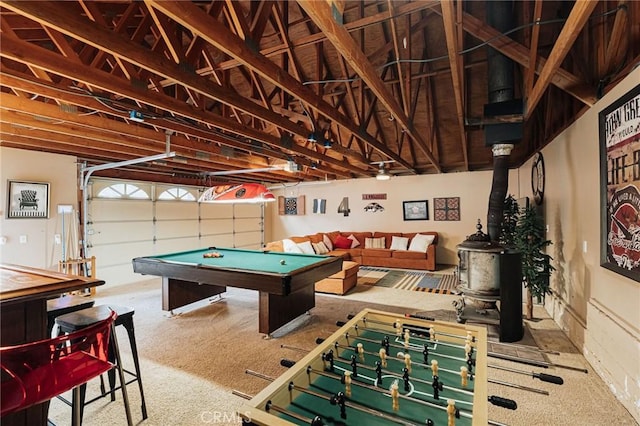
[132,247,343,335]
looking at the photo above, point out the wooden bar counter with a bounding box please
[0,263,105,426]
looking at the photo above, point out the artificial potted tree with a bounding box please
[514,204,555,320]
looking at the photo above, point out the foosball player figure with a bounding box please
[382,335,390,356]
[423,344,430,365]
[375,361,383,386]
[379,347,387,368]
[447,399,456,426]
[402,367,410,392]
[357,342,365,362]
[390,380,400,411]
[322,350,335,372]
[429,326,436,341]
[404,353,412,373]
[460,366,469,388]
[311,416,323,426]
[432,375,442,400]
[431,359,439,378]
[404,328,411,348]
[343,371,352,397]
[467,354,475,375]
[329,392,347,419]
[350,354,358,377]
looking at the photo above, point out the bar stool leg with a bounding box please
[110,323,133,426]
[122,319,148,419]
[72,387,81,426]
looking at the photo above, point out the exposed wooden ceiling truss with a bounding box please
[0,0,638,185]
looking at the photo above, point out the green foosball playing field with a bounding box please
[243,309,490,425]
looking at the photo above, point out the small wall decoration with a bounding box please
[337,197,350,216]
[278,195,305,215]
[364,202,384,212]
[362,193,387,200]
[7,180,50,219]
[313,198,326,214]
[599,83,640,282]
[403,200,428,220]
[434,197,460,221]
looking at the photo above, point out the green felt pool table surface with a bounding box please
[132,247,343,335]
[145,247,334,275]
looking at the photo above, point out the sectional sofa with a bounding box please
[264,231,438,271]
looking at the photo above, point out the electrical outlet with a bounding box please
[583,241,588,253]
[19,235,27,244]
[0,236,7,245]
[55,234,62,245]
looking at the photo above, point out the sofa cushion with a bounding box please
[365,237,386,249]
[347,234,361,248]
[408,233,436,252]
[307,233,324,243]
[283,239,304,253]
[326,231,341,244]
[290,236,311,244]
[362,248,392,258]
[334,235,353,249]
[403,231,438,245]
[297,240,315,254]
[341,232,372,247]
[323,234,334,250]
[312,241,329,254]
[327,250,351,260]
[373,232,402,249]
[390,236,409,250]
[264,240,284,252]
[392,250,427,259]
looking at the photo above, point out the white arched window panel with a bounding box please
[158,187,196,201]
[97,183,149,199]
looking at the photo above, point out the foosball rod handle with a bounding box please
[347,314,355,320]
[536,372,564,385]
[488,395,518,410]
[336,321,347,327]
[281,359,296,368]
[316,337,326,345]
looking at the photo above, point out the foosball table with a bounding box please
[242,309,516,425]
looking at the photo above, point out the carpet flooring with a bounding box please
[45,279,636,426]
[358,266,459,294]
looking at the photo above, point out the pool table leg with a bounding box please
[162,278,226,311]
[258,284,315,335]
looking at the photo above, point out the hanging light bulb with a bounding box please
[376,163,391,180]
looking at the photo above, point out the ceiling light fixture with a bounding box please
[375,163,392,181]
[198,183,275,204]
[307,132,317,143]
[323,138,332,149]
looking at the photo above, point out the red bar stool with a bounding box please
[54,305,146,422]
[0,310,132,426]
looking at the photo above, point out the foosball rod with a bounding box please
[488,351,589,373]
[348,315,475,343]
[337,323,472,362]
[318,338,466,377]
[279,359,512,426]
[489,364,564,384]
[233,386,325,426]
[283,344,550,397]
[246,369,421,426]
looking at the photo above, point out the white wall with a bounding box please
[0,147,78,268]
[517,69,640,421]
[267,169,520,265]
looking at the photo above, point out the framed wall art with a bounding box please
[6,180,50,219]
[433,197,461,221]
[403,200,428,221]
[599,83,640,282]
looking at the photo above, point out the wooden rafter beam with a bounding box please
[526,0,598,119]
[440,0,468,170]
[297,0,440,172]
[458,11,597,107]
[524,0,543,98]
[146,0,413,172]
[603,0,629,77]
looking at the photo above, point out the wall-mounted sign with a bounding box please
[362,193,387,200]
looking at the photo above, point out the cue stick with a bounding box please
[281,348,548,397]
[487,340,560,355]
[489,364,564,385]
[487,351,588,373]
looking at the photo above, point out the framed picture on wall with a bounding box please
[6,180,50,219]
[599,83,640,282]
[403,200,428,221]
